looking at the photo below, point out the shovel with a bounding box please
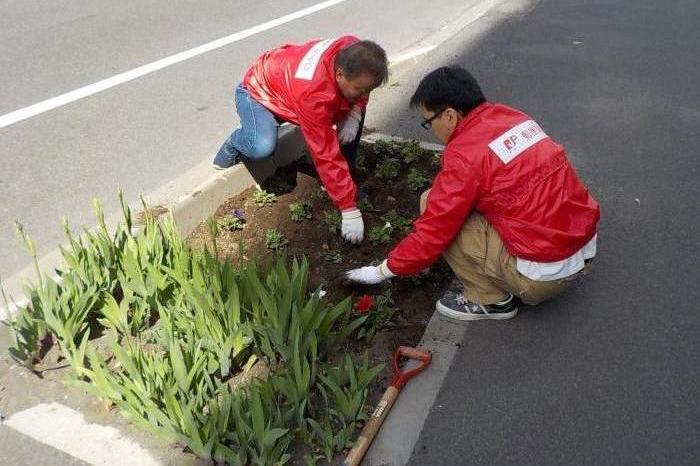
[343,346,432,466]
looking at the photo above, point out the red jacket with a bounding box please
[388,103,600,276]
[243,36,363,210]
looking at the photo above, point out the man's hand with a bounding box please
[345,259,396,285]
[341,208,364,244]
[337,107,362,145]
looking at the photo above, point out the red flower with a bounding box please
[355,294,374,314]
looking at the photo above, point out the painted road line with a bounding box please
[4,402,161,466]
[0,0,350,129]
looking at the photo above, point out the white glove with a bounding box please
[345,259,396,285]
[337,106,362,145]
[341,208,364,244]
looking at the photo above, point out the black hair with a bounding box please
[409,66,486,114]
[335,40,389,87]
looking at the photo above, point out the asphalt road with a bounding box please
[0,0,481,281]
[367,0,699,464]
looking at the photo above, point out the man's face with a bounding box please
[336,71,378,103]
[420,105,459,144]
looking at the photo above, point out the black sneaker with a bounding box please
[213,140,241,170]
[436,290,518,321]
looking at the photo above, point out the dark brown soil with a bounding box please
[186,143,452,435]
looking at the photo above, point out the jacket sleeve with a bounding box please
[387,152,480,275]
[298,99,357,210]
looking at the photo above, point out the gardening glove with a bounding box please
[341,208,364,244]
[337,106,362,145]
[345,259,396,285]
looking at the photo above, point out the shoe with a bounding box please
[436,290,517,321]
[213,140,240,169]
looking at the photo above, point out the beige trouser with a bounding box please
[420,190,591,306]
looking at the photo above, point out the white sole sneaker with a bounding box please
[435,300,518,321]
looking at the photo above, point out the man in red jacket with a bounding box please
[345,66,600,320]
[213,36,388,244]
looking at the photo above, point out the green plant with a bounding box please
[381,209,413,234]
[265,229,288,251]
[253,189,276,208]
[353,152,367,173]
[323,210,341,234]
[5,192,382,464]
[305,353,383,461]
[400,139,425,164]
[431,152,443,167]
[357,289,396,340]
[289,201,313,222]
[375,157,400,181]
[357,197,375,212]
[219,213,245,232]
[372,140,399,158]
[321,251,343,264]
[406,167,428,192]
[367,223,392,245]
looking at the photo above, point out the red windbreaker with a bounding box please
[243,36,364,210]
[387,103,600,276]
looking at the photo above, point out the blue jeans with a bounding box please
[225,83,280,160]
[225,82,364,164]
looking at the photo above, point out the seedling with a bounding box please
[367,223,392,245]
[375,157,400,181]
[381,209,413,234]
[322,251,343,264]
[253,189,276,208]
[372,140,397,158]
[406,167,428,192]
[357,197,375,212]
[218,209,245,231]
[289,201,313,222]
[323,210,342,234]
[265,228,288,251]
[400,139,424,164]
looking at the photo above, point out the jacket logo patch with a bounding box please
[295,38,336,81]
[488,120,548,164]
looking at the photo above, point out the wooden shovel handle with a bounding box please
[343,385,400,466]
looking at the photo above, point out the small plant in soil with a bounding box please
[357,197,375,212]
[289,201,313,222]
[367,222,393,245]
[265,228,288,251]
[357,289,397,340]
[218,209,245,231]
[375,157,400,181]
[372,139,399,158]
[323,210,342,234]
[253,189,276,208]
[381,209,413,234]
[400,139,425,164]
[322,251,343,264]
[406,167,429,192]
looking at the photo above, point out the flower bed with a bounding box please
[3,138,452,465]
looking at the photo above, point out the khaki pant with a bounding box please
[420,190,591,306]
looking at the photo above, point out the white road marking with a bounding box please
[4,402,161,466]
[0,0,350,129]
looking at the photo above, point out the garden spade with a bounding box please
[343,346,432,466]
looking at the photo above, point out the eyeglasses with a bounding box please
[420,108,447,130]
